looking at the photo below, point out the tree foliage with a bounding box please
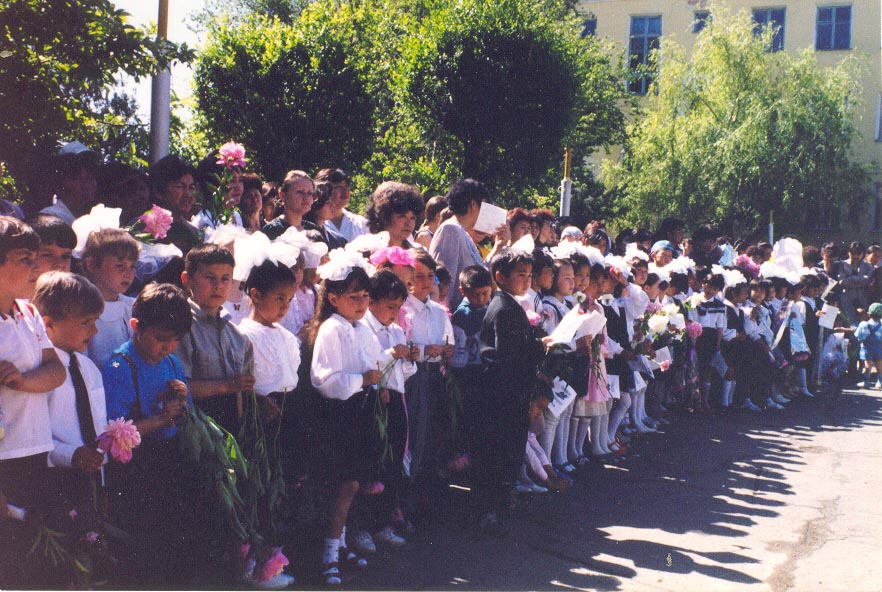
[192,0,628,210]
[602,6,873,235]
[0,0,193,202]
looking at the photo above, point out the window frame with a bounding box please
[693,10,710,34]
[628,14,662,96]
[752,7,786,52]
[815,4,853,51]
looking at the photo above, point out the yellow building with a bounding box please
[578,0,882,233]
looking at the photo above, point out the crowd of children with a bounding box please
[0,142,874,589]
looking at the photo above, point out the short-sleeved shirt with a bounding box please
[325,210,368,242]
[174,300,254,385]
[0,300,54,460]
[236,318,300,396]
[101,340,191,441]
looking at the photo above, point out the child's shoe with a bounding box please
[741,398,762,412]
[875,379,882,390]
[352,530,376,555]
[375,526,406,546]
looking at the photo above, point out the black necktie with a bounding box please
[69,354,97,444]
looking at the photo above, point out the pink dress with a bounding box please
[572,298,612,417]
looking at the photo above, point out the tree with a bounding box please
[601,6,873,235]
[0,0,193,204]
[193,13,376,185]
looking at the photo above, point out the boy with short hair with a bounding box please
[0,216,66,588]
[32,272,107,508]
[100,283,194,586]
[177,243,255,433]
[476,247,549,535]
[451,265,493,456]
[26,214,76,279]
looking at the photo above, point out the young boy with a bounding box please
[517,248,553,314]
[82,228,140,369]
[32,272,107,509]
[477,247,549,536]
[362,270,417,546]
[100,283,194,586]
[176,243,255,433]
[0,217,66,588]
[26,214,76,279]
[451,265,493,457]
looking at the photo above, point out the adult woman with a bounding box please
[304,181,347,250]
[365,181,424,248]
[239,172,263,231]
[148,155,201,256]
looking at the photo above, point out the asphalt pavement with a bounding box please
[342,383,882,591]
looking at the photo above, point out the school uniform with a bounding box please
[236,318,300,397]
[47,349,107,507]
[401,294,454,480]
[538,294,576,464]
[693,295,727,370]
[478,290,544,516]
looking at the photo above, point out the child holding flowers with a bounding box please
[309,249,389,585]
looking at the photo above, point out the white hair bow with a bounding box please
[317,248,375,281]
[233,232,303,282]
[72,204,122,258]
[275,227,328,269]
[345,231,390,256]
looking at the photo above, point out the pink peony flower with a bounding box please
[363,481,385,495]
[369,246,415,267]
[138,204,173,239]
[217,141,247,169]
[659,360,672,372]
[735,254,761,279]
[646,301,662,314]
[257,547,289,582]
[95,418,141,464]
[84,531,99,543]
[685,322,703,339]
[526,311,542,327]
[447,453,471,472]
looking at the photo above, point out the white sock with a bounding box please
[340,525,348,548]
[323,538,340,565]
[599,413,612,453]
[575,419,590,459]
[568,417,581,460]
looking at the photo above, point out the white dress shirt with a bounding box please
[311,313,393,400]
[325,210,369,242]
[364,311,417,393]
[47,349,108,468]
[400,294,455,362]
[237,318,301,396]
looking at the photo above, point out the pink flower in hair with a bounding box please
[95,418,141,464]
[216,141,247,169]
[256,547,289,582]
[369,246,415,267]
[138,204,173,239]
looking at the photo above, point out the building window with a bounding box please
[582,15,597,37]
[816,5,852,50]
[693,10,710,33]
[752,8,785,51]
[629,15,661,95]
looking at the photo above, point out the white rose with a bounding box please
[648,314,670,335]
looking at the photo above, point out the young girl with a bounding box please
[310,251,387,585]
[538,258,577,471]
[691,271,727,412]
[82,228,140,369]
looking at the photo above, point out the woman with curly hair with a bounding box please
[365,181,425,249]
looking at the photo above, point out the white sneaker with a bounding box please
[764,398,784,410]
[797,388,814,399]
[375,526,406,546]
[741,398,762,412]
[352,530,376,554]
[773,393,789,404]
[530,483,549,493]
[245,572,295,590]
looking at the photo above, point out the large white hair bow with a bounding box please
[346,231,390,256]
[275,227,329,269]
[317,248,375,281]
[712,264,746,289]
[72,204,122,258]
[233,232,303,282]
[604,254,632,280]
[625,242,649,263]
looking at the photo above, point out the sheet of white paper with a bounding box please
[819,304,839,330]
[633,371,647,391]
[547,378,578,417]
[549,308,607,346]
[606,375,620,399]
[473,202,508,235]
[627,356,654,376]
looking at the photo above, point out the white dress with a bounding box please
[237,318,301,396]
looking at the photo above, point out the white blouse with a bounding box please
[237,318,301,396]
[400,294,455,362]
[363,311,417,393]
[311,313,392,401]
